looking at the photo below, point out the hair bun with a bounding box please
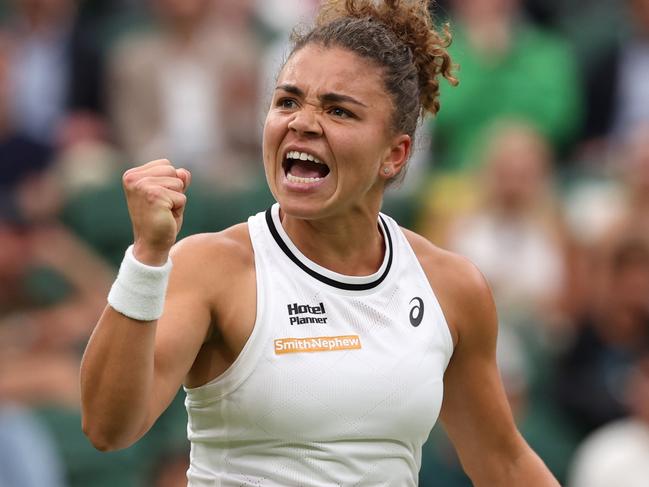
[315,0,458,115]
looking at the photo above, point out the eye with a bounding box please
[328,106,354,119]
[277,98,298,110]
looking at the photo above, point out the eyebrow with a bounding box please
[275,84,368,108]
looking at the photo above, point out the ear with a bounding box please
[379,134,411,180]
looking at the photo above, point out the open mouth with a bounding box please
[283,151,330,183]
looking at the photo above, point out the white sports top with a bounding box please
[184,204,454,486]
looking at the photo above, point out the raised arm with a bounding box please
[405,230,560,486]
[80,159,210,451]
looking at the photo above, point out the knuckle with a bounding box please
[122,171,137,187]
[132,179,147,193]
[144,187,162,204]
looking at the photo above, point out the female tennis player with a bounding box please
[80,1,560,485]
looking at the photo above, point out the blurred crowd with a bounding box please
[0,0,648,486]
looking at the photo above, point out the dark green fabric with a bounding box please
[432,24,582,171]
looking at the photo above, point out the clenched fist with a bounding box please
[122,159,191,265]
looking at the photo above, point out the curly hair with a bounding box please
[289,0,458,140]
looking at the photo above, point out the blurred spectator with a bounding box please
[108,0,262,189]
[1,0,118,249]
[564,124,649,318]
[0,59,140,479]
[1,0,106,146]
[611,124,649,234]
[420,324,579,485]
[521,0,625,62]
[567,350,649,487]
[423,122,570,335]
[0,30,54,222]
[0,220,114,406]
[0,216,118,485]
[581,0,649,151]
[0,187,186,487]
[0,405,66,487]
[555,233,649,435]
[254,0,319,83]
[431,0,581,171]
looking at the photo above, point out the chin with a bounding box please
[276,198,325,220]
[278,190,346,221]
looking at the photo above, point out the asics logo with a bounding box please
[409,297,424,327]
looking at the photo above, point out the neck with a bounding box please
[280,205,386,277]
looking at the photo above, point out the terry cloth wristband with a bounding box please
[107,245,173,322]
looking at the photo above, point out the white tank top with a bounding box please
[184,204,454,486]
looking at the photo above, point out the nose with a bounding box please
[287,107,323,137]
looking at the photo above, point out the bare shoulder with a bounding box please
[401,228,487,293]
[171,223,254,269]
[167,223,255,293]
[401,228,497,347]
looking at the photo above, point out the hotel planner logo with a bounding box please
[287,302,328,325]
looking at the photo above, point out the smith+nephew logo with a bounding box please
[274,335,362,355]
[287,302,328,325]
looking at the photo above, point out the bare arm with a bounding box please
[80,239,212,451]
[80,159,208,451]
[406,230,559,486]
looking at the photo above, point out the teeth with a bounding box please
[287,173,323,184]
[286,151,323,164]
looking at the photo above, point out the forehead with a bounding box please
[278,44,388,105]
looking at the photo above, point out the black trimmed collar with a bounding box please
[265,206,393,291]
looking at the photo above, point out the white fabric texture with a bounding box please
[184,204,454,486]
[107,245,172,321]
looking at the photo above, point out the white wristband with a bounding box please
[107,245,173,322]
